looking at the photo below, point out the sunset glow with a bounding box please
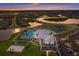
[0,3,79,10]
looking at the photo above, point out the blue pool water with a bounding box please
[20,30,34,40]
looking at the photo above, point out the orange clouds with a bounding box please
[0,7,20,10]
[26,3,41,7]
[0,7,28,11]
[48,5,65,9]
[0,3,67,10]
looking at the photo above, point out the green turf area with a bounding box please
[39,23,74,33]
[21,44,46,56]
[0,32,46,56]
[0,39,46,56]
[0,39,13,56]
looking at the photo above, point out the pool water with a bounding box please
[20,30,34,40]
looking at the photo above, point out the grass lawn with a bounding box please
[0,39,13,56]
[0,32,46,56]
[21,44,46,56]
[0,39,46,56]
[39,23,74,33]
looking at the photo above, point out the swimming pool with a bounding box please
[20,30,34,40]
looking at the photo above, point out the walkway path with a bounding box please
[54,37,61,56]
[37,18,79,24]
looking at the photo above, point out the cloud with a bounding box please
[25,3,41,7]
[22,3,67,10]
[0,7,21,10]
[0,3,69,10]
[47,5,65,9]
[22,5,66,10]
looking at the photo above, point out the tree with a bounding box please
[44,17,68,24]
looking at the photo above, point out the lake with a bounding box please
[0,28,21,41]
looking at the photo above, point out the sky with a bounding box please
[0,3,79,10]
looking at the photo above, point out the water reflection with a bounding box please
[0,28,21,40]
